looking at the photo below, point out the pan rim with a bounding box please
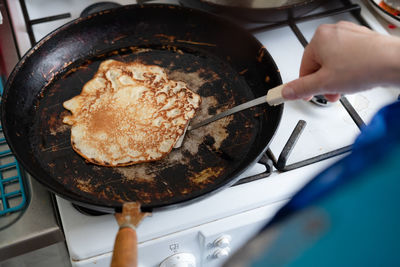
[1,3,284,212]
[191,0,321,10]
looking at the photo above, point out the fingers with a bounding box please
[283,21,378,102]
[335,21,372,34]
[282,78,341,102]
[324,94,341,102]
[282,71,324,100]
[299,42,321,77]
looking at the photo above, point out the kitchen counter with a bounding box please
[0,174,64,261]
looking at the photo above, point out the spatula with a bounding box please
[111,202,150,267]
[174,83,285,148]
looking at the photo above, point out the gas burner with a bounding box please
[80,2,122,17]
[72,204,110,216]
[310,95,331,107]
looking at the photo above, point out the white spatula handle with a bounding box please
[266,84,285,106]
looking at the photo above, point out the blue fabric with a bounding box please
[249,100,400,267]
[275,101,400,216]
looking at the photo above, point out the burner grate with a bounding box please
[18,0,71,46]
[236,0,370,181]
[261,0,368,173]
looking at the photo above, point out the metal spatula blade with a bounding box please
[174,84,285,148]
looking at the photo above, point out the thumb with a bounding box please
[282,71,324,100]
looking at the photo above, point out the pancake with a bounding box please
[62,60,201,166]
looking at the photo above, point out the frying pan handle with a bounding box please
[111,227,138,267]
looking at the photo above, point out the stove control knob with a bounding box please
[214,235,231,248]
[213,247,231,259]
[160,253,196,267]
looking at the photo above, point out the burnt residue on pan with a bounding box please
[2,5,283,212]
[30,46,260,208]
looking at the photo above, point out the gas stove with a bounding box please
[5,0,399,266]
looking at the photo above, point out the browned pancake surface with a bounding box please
[63,60,201,166]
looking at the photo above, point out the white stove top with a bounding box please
[6,0,399,266]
